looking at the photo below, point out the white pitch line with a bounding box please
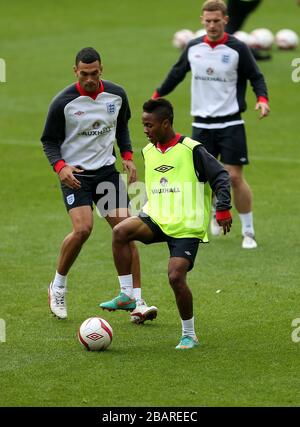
[0,139,38,147]
[1,139,300,165]
[251,155,300,165]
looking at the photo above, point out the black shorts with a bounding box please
[139,214,200,271]
[192,124,249,165]
[60,165,129,215]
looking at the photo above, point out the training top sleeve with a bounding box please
[193,145,232,211]
[41,97,66,166]
[238,42,268,99]
[156,47,191,96]
[114,88,133,154]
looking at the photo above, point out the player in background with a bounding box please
[226,0,300,40]
[226,0,262,34]
[225,0,269,60]
[102,98,232,349]
[152,0,270,249]
[41,47,157,324]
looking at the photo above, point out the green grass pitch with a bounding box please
[1,0,300,407]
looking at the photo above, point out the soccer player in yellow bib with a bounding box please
[101,98,232,349]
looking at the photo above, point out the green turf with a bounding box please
[1,0,300,407]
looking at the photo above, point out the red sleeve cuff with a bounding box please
[121,151,133,161]
[216,210,231,221]
[152,90,160,99]
[53,160,66,174]
[257,96,268,104]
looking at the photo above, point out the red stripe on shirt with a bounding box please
[75,80,104,100]
[204,32,229,48]
[156,133,181,153]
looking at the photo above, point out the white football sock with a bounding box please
[133,287,142,302]
[239,212,255,236]
[118,274,133,298]
[181,317,196,338]
[52,271,67,291]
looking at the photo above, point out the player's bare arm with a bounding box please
[121,159,137,184]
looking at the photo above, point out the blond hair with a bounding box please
[202,0,227,15]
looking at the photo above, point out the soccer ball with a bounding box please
[275,29,299,50]
[172,29,194,49]
[234,31,251,45]
[78,317,113,351]
[249,28,274,50]
[193,28,207,39]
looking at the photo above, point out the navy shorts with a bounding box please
[192,124,249,166]
[60,165,129,216]
[139,214,200,271]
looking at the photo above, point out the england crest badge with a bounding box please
[66,194,75,205]
[106,103,116,114]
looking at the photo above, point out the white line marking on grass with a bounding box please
[0,139,38,147]
[1,140,300,165]
[251,155,300,165]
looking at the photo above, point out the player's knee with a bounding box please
[73,224,92,243]
[168,270,184,291]
[113,223,130,244]
[229,171,243,188]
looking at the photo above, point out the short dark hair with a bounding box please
[75,47,101,66]
[142,98,174,125]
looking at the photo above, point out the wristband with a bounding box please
[257,96,268,104]
[152,90,160,99]
[216,210,231,221]
[53,160,66,174]
[121,151,133,161]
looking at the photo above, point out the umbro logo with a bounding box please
[86,332,103,341]
[154,165,174,173]
[74,111,85,116]
[185,251,191,256]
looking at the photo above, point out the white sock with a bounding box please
[118,274,133,298]
[239,212,255,236]
[52,271,67,291]
[181,317,196,338]
[133,288,142,302]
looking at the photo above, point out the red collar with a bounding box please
[156,133,181,153]
[204,32,228,48]
[76,80,104,100]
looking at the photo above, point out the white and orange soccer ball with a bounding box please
[234,31,251,45]
[249,28,274,50]
[193,28,207,39]
[275,29,299,50]
[78,317,113,351]
[172,29,194,49]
